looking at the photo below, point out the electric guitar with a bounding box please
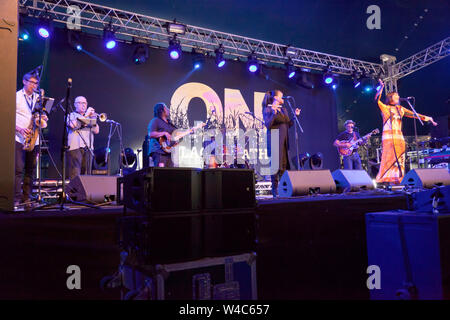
[159,122,206,153]
[337,128,379,156]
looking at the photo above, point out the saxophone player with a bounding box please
[15,72,48,209]
[67,96,100,180]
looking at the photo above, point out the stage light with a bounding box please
[299,152,310,169]
[322,66,334,85]
[284,46,297,58]
[166,20,186,35]
[215,45,226,68]
[192,48,205,70]
[285,58,296,79]
[132,44,149,64]
[68,31,82,52]
[168,36,181,60]
[19,29,30,41]
[332,84,338,90]
[103,23,117,50]
[352,70,362,88]
[247,52,259,73]
[309,152,324,170]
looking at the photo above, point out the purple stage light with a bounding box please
[38,27,50,39]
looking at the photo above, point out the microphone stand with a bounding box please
[284,97,304,170]
[404,97,423,169]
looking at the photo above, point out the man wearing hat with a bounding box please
[333,120,366,170]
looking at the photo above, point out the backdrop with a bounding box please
[18,25,339,178]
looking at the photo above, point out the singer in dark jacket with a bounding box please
[263,90,300,197]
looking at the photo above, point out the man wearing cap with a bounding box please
[333,120,366,170]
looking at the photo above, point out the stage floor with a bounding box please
[0,190,407,299]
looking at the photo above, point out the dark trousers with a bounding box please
[342,153,362,170]
[15,141,37,202]
[271,147,289,197]
[67,148,91,180]
[150,152,174,168]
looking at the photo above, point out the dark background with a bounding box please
[18,24,338,177]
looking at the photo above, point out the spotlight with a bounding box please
[247,52,259,73]
[68,31,82,51]
[332,84,338,90]
[132,44,149,64]
[192,48,205,69]
[19,29,30,41]
[352,70,362,88]
[362,77,377,93]
[298,152,310,169]
[309,152,324,170]
[37,18,52,39]
[168,36,181,60]
[215,45,226,68]
[285,58,296,79]
[322,66,334,85]
[103,23,117,49]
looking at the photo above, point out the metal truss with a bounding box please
[18,0,448,83]
[394,37,450,79]
[18,0,383,77]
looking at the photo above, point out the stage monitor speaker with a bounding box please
[278,170,336,197]
[400,168,450,188]
[66,175,117,203]
[332,169,374,191]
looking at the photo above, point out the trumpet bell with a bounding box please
[98,113,107,122]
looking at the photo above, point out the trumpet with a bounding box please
[92,112,108,122]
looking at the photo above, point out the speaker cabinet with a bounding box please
[332,169,374,191]
[278,170,336,197]
[203,169,256,210]
[66,175,117,203]
[122,167,202,213]
[400,168,450,188]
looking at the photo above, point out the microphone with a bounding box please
[282,96,292,99]
[399,97,413,101]
[30,65,42,76]
[106,119,118,124]
[67,78,72,88]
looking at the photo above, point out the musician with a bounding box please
[375,79,437,184]
[333,120,366,170]
[147,103,177,167]
[67,96,100,180]
[263,90,301,197]
[15,72,48,208]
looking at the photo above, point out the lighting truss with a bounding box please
[19,0,449,85]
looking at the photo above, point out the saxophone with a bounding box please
[23,90,48,151]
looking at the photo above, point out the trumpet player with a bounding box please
[15,71,48,209]
[67,96,100,180]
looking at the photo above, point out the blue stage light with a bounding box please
[354,81,361,88]
[324,76,333,84]
[247,52,259,73]
[364,86,373,92]
[332,84,337,90]
[285,58,296,79]
[215,45,226,68]
[38,27,50,39]
[168,37,182,60]
[76,44,82,51]
[194,62,201,69]
[106,40,116,49]
[375,85,381,91]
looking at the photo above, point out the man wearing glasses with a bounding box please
[15,72,47,209]
[333,120,366,170]
[67,96,99,180]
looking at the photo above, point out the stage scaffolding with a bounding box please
[19,0,449,92]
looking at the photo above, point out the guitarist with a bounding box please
[333,120,367,170]
[147,103,177,167]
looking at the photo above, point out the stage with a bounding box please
[0,190,407,300]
